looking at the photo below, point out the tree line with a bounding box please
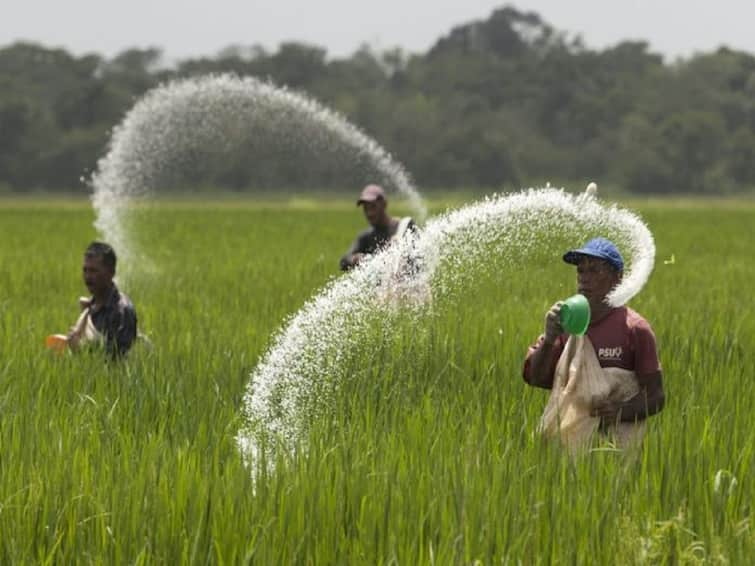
[1,6,754,195]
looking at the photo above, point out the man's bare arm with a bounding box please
[523,302,563,388]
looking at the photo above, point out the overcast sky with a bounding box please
[3,0,754,62]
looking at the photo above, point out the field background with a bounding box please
[0,195,752,564]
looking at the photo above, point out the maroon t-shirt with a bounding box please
[523,306,661,388]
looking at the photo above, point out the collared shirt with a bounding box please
[89,284,138,356]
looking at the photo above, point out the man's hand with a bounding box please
[66,330,81,351]
[592,376,665,425]
[543,301,563,344]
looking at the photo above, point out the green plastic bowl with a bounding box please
[559,294,591,335]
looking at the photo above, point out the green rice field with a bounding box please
[0,196,752,564]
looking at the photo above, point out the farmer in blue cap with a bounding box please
[523,238,665,436]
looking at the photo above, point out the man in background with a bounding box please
[66,241,138,357]
[339,184,415,271]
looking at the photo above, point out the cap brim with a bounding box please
[356,197,381,205]
[563,249,604,265]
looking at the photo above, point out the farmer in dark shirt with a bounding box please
[340,184,415,271]
[67,241,137,357]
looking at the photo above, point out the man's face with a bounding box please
[576,256,621,307]
[361,198,386,227]
[83,254,113,296]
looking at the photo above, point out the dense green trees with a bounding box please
[1,7,753,194]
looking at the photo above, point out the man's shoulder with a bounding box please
[598,306,653,334]
[356,226,376,239]
[623,306,654,334]
[392,217,417,239]
[113,287,137,314]
[624,306,650,324]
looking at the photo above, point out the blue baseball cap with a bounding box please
[563,238,624,272]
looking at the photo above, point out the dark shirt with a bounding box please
[89,285,138,356]
[340,218,417,271]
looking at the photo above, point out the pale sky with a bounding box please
[2,0,754,62]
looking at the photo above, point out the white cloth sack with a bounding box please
[68,306,104,348]
[538,334,646,453]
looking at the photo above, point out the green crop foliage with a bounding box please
[0,197,752,564]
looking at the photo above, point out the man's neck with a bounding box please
[374,215,395,231]
[92,284,115,308]
[590,302,616,324]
